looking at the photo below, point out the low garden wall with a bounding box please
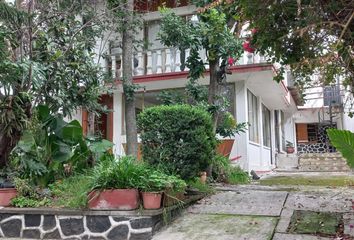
[0,210,155,240]
[0,195,202,240]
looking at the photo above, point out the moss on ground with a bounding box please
[260,175,354,187]
[287,210,342,236]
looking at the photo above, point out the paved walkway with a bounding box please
[153,182,354,240]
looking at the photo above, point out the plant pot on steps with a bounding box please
[141,192,162,209]
[0,188,17,207]
[88,189,140,210]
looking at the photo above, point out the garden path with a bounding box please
[152,174,354,240]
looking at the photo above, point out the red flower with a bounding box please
[228,57,235,65]
[242,41,255,53]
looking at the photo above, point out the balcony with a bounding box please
[109,47,268,79]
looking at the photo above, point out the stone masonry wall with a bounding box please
[297,124,336,154]
[0,213,160,240]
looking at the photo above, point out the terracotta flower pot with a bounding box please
[88,189,139,210]
[141,192,162,210]
[0,188,17,207]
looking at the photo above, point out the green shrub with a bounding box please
[138,105,217,180]
[187,178,215,194]
[212,154,250,184]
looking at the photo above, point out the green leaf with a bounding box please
[88,139,114,153]
[17,130,36,152]
[52,141,74,162]
[327,129,354,168]
[62,120,83,143]
[37,105,50,122]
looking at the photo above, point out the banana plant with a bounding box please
[327,129,354,168]
[11,105,113,186]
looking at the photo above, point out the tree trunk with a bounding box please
[208,59,220,133]
[122,0,138,157]
[0,131,21,167]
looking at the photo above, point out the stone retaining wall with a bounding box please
[0,194,203,240]
[0,213,158,240]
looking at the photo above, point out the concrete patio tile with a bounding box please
[275,208,293,233]
[188,190,288,216]
[285,191,354,213]
[273,233,333,240]
[152,213,277,240]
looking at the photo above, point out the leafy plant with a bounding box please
[10,105,113,186]
[138,105,217,180]
[89,155,146,190]
[11,196,51,208]
[11,177,51,208]
[139,170,169,192]
[212,154,249,184]
[286,141,294,148]
[327,129,354,168]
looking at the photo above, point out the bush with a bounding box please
[212,154,249,184]
[138,105,217,180]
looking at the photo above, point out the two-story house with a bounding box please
[72,0,299,173]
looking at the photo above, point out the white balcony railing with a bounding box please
[110,47,267,78]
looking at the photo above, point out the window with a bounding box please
[247,90,259,143]
[262,105,271,147]
[296,123,319,143]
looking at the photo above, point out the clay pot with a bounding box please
[88,189,139,210]
[141,192,162,209]
[286,147,295,154]
[200,172,207,184]
[0,188,17,207]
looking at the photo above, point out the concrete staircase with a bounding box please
[299,152,351,172]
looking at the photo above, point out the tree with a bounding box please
[240,0,353,98]
[158,2,243,132]
[0,0,106,167]
[107,0,140,157]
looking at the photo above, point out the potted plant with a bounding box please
[88,155,144,210]
[163,175,186,207]
[286,141,295,154]
[0,169,17,207]
[139,170,169,210]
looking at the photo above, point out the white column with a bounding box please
[111,55,116,79]
[165,49,172,73]
[234,81,249,172]
[156,49,162,73]
[270,110,276,167]
[146,50,153,74]
[119,55,123,78]
[137,52,144,76]
[175,49,181,72]
[113,91,123,155]
[184,49,190,71]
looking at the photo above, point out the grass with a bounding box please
[49,174,92,209]
[260,175,354,187]
[288,210,342,236]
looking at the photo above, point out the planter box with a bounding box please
[141,192,162,210]
[0,188,17,207]
[88,189,140,210]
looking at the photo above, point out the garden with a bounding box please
[0,104,249,210]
